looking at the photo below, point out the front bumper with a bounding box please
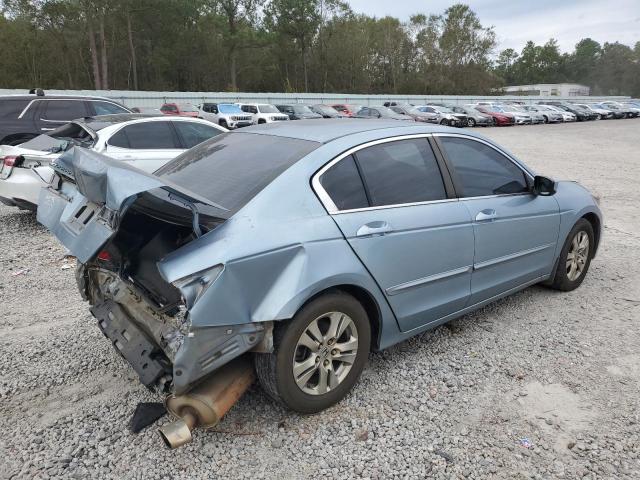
[227,120,253,129]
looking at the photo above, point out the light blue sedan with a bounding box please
[39,120,601,441]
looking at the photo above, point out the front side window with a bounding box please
[109,122,178,149]
[41,100,88,121]
[439,137,529,197]
[173,121,222,149]
[91,101,129,115]
[319,155,368,211]
[355,139,447,207]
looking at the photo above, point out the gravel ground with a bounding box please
[1,119,639,480]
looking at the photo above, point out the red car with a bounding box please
[474,106,515,126]
[330,104,362,117]
[160,103,200,118]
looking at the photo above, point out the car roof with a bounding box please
[242,118,463,143]
[76,113,157,128]
[0,94,120,101]
[75,113,210,131]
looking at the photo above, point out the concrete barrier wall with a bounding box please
[0,89,630,108]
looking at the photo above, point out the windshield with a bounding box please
[431,106,453,113]
[258,105,279,113]
[408,107,427,115]
[218,104,243,114]
[178,104,198,113]
[376,106,401,115]
[155,133,320,214]
[292,105,315,114]
[313,105,337,114]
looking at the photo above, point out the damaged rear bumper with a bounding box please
[79,265,266,395]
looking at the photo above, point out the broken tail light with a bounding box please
[2,155,21,167]
[97,250,112,261]
[172,264,224,309]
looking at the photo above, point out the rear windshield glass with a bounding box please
[155,132,320,214]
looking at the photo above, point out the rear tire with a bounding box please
[467,118,476,127]
[543,115,549,124]
[254,291,370,414]
[548,219,594,291]
[440,118,448,126]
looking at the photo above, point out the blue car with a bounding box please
[38,120,601,446]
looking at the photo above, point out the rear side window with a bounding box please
[0,99,30,118]
[319,155,368,211]
[109,122,178,149]
[173,121,222,148]
[439,137,529,197]
[91,101,129,115]
[41,100,88,121]
[355,139,447,207]
[156,133,319,214]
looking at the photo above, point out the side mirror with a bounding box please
[533,175,556,196]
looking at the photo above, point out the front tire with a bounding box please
[467,118,476,127]
[548,219,594,291]
[254,291,370,414]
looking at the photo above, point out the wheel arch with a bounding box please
[287,283,383,352]
[581,212,601,257]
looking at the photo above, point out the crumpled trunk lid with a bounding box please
[37,147,227,263]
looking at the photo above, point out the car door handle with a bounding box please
[475,209,497,222]
[356,221,393,237]
[41,128,55,131]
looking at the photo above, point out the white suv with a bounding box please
[197,103,253,129]
[239,104,289,124]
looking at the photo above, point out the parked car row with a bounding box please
[150,99,640,130]
[1,90,638,213]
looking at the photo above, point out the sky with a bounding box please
[346,0,640,53]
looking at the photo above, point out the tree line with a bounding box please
[1,0,639,96]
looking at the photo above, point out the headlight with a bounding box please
[172,264,224,308]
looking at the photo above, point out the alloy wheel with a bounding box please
[292,312,359,395]
[566,231,589,281]
[467,118,476,127]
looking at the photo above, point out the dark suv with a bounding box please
[0,92,131,145]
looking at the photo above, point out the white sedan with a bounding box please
[0,114,226,210]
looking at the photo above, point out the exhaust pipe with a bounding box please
[159,357,255,449]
